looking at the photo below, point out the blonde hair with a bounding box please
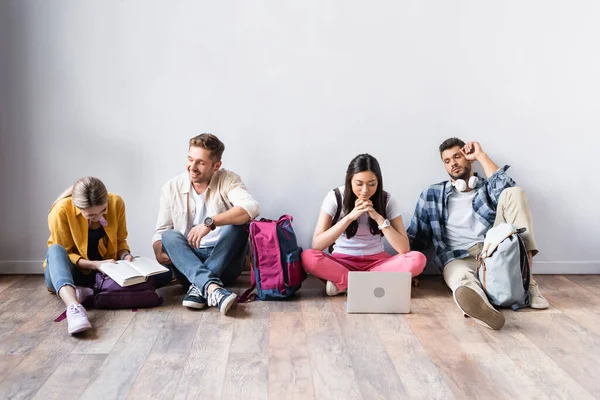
[50,177,108,212]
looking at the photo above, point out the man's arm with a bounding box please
[461,141,499,178]
[223,172,260,220]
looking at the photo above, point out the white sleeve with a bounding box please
[320,190,339,218]
[385,193,402,221]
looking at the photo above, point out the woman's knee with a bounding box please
[301,249,326,273]
[46,244,68,259]
[408,251,428,274]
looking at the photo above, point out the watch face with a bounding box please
[204,217,214,226]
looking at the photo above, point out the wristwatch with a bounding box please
[378,219,391,230]
[203,216,216,231]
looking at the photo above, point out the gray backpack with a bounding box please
[478,223,531,310]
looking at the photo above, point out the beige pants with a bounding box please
[443,187,538,306]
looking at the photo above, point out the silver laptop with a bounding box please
[346,271,412,314]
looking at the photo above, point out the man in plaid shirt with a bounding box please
[407,138,548,330]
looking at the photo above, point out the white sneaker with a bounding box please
[529,279,549,309]
[66,304,92,334]
[325,281,345,296]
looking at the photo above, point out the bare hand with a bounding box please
[187,224,210,248]
[155,250,171,265]
[95,259,116,270]
[461,141,484,161]
[123,254,135,262]
[347,200,370,222]
[356,199,383,223]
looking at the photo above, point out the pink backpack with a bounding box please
[239,215,306,301]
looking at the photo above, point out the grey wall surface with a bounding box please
[1,1,598,273]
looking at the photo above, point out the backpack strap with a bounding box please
[237,285,258,303]
[328,188,343,253]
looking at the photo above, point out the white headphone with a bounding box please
[452,176,479,192]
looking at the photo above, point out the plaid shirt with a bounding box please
[407,165,515,271]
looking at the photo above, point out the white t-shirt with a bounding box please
[444,188,488,250]
[321,186,402,256]
[191,185,221,248]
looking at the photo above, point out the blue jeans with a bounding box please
[44,244,172,295]
[44,245,96,295]
[161,224,248,296]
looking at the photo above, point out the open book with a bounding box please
[99,257,169,287]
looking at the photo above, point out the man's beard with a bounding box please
[449,164,472,181]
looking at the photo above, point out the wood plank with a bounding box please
[299,276,336,313]
[0,286,60,353]
[0,275,25,293]
[566,275,600,293]
[371,314,454,400]
[510,312,600,397]
[172,311,235,400]
[0,311,83,399]
[336,312,407,399]
[79,306,173,399]
[403,311,499,399]
[220,298,270,399]
[221,352,269,400]
[302,310,362,400]
[70,309,137,355]
[533,275,600,336]
[0,354,26,384]
[229,299,269,354]
[127,353,187,400]
[268,312,315,399]
[32,354,107,400]
[480,320,595,399]
[0,294,65,355]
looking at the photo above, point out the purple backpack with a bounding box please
[92,273,163,309]
[239,215,306,301]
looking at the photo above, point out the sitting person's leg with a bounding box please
[368,251,427,276]
[203,224,248,286]
[301,249,353,295]
[44,244,92,334]
[443,244,505,330]
[161,229,212,309]
[202,224,249,313]
[494,187,548,309]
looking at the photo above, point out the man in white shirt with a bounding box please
[408,138,548,330]
[153,133,260,315]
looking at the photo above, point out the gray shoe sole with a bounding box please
[219,293,238,315]
[182,300,207,309]
[454,286,505,330]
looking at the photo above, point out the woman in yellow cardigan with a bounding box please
[45,177,169,334]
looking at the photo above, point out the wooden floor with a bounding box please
[1,274,600,400]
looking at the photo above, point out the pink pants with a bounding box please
[301,249,427,291]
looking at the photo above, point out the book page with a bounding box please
[99,261,141,284]
[128,257,169,278]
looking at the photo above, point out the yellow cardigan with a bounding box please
[44,193,131,269]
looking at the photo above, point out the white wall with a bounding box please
[1,1,599,273]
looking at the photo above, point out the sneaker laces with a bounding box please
[529,280,545,298]
[188,285,203,298]
[69,304,87,320]
[207,289,225,307]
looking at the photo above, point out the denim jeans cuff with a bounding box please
[55,282,76,298]
[202,279,222,297]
